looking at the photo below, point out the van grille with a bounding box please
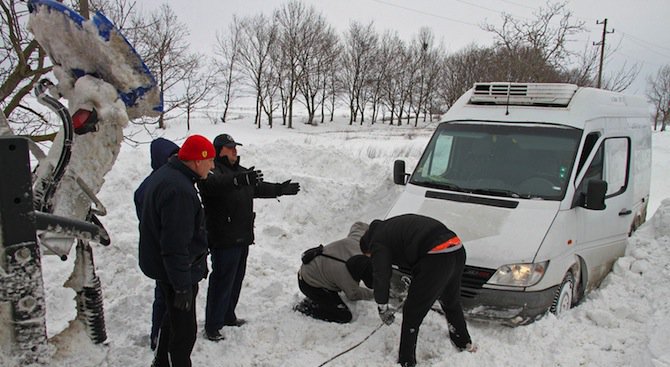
[461,266,494,299]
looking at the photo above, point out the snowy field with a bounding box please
[7,116,670,367]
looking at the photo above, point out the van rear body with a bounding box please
[388,83,652,325]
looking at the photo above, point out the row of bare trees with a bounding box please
[213,1,641,128]
[2,0,664,135]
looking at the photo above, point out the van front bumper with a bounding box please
[460,285,559,326]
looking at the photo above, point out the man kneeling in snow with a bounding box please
[295,221,373,323]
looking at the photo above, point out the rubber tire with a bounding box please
[550,273,574,316]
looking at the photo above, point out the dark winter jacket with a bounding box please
[359,214,462,304]
[198,156,281,249]
[133,138,179,219]
[138,156,209,291]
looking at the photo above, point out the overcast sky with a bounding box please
[139,0,670,95]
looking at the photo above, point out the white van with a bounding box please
[389,82,652,325]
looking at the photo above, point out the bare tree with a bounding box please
[562,37,639,92]
[440,44,494,109]
[181,56,216,130]
[367,40,387,124]
[213,19,243,123]
[132,4,194,129]
[274,0,327,128]
[482,1,585,82]
[298,18,339,125]
[237,13,276,128]
[647,64,670,131]
[596,36,640,92]
[259,59,280,127]
[378,31,413,126]
[562,42,599,86]
[408,28,443,125]
[421,48,445,122]
[323,52,342,123]
[1,0,51,126]
[339,21,378,125]
[600,60,640,92]
[88,0,137,30]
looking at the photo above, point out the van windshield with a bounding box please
[410,122,582,200]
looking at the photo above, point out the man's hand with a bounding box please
[233,167,263,187]
[278,180,300,196]
[174,288,193,311]
[377,303,395,325]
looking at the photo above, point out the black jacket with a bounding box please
[198,156,280,249]
[138,156,209,291]
[360,214,459,304]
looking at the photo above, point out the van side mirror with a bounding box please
[583,179,607,210]
[393,160,409,185]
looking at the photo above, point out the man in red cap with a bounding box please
[138,134,215,367]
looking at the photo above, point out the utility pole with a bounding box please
[594,18,614,89]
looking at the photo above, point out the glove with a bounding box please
[278,180,300,196]
[233,167,263,187]
[173,288,193,312]
[377,303,395,325]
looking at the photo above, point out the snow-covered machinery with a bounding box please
[0,0,161,364]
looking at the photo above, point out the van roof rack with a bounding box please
[470,83,578,107]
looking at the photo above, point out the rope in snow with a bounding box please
[316,321,385,367]
[317,299,405,367]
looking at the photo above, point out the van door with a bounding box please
[575,137,632,291]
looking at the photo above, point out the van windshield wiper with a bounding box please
[469,188,525,198]
[412,180,466,193]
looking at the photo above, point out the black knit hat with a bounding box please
[359,219,381,254]
[346,255,373,289]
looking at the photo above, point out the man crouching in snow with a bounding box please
[360,214,476,367]
[295,221,374,323]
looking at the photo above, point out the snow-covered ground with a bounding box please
[7,117,670,367]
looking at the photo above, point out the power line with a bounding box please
[368,0,480,28]
[615,51,668,70]
[453,0,503,14]
[619,31,670,54]
[493,0,537,10]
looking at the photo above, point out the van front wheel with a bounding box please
[550,273,574,316]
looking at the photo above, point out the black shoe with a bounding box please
[223,318,246,327]
[205,329,225,341]
[294,298,316,315]
[399,361,416,367]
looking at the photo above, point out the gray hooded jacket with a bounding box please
[299,222,373,301]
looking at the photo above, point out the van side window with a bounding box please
[575,132,600,179]
[603,138,630,197]
[576,137,630,198]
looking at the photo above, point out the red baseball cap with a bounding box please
[178,134,215,161]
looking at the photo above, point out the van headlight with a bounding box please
[488,261,548,287]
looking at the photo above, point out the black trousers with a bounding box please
[398,246,470,365]
[297,274,352,323]
[154,281,199,367]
